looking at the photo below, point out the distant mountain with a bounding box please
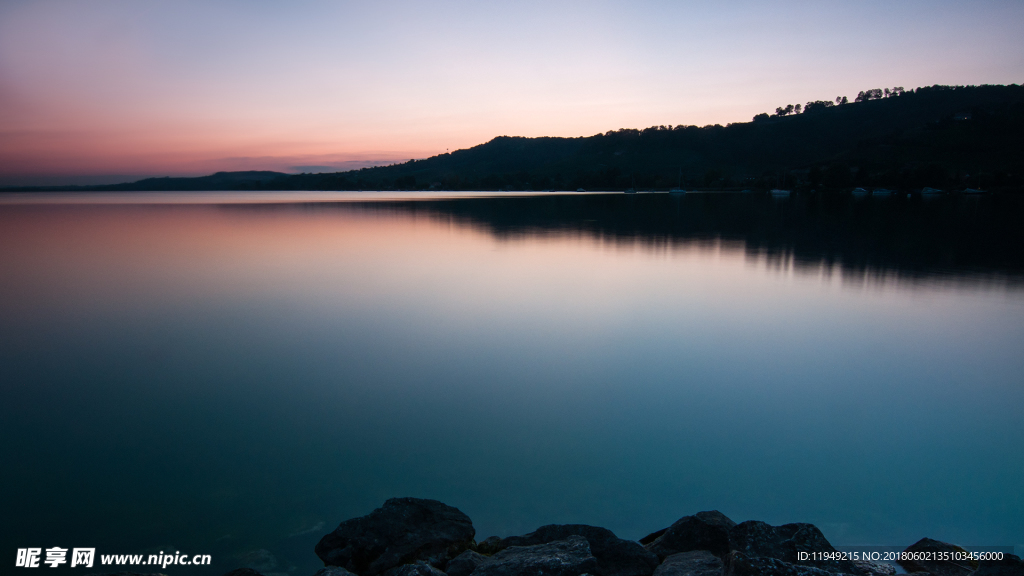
[6,84,1023,193]
[102,170,289,191]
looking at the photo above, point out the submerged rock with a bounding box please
[314,498,475,576]
[445,550,488,576]
[469,535,599,576]
[644,511,737,559]
[653,551,723,576]
[974,553,1024,576]
[896,538,977,576]
[496,524,658,576]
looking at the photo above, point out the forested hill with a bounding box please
[10,83,1024,193]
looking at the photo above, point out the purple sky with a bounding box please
[1,0,1022,185]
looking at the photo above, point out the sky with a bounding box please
[1,0,1022,185]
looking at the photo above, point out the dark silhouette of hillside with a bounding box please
[6,84,1023,193]
[104,170,289,191]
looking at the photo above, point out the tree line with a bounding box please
[760,86,911,120]
[5,84,1021,195]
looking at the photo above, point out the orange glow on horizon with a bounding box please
[2,1,1022,184]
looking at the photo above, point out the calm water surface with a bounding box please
[1,192,1022,575]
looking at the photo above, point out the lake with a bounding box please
[1,191,1022,575]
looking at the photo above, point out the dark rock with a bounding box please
[974,553,1024,576]
[446,551,488,576]
[896,538,977,576]
[475,537,503,556]
[315,498,476,576]
[645,511,737,560]
[653,551,723,576]
[223,570,263,576]
[728,521,859,574]
[694,511,738,531]
[724,551,837,576]
[851,560,895,576]
[315,568,360,576]
[639,529,668,546]
[469,536,599,576]
[494,524,657,576]
[383,563,448,576]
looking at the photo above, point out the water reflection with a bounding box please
[219,193,1024,289]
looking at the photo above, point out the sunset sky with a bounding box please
[2,0,1022,185]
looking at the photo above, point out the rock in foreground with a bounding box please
[314,568,359,576]
[315,497,475,575]
[852,559,896,576]
[469,535,599,576]
[728,520,861,574]
[724,551,837,576]
[496,524,658,576]
[382,563,448,576]
[445,550,488,576]
[310,498,1013,576]
[897,538,978,576]
[644,511,736,560]
[653,550,723,576]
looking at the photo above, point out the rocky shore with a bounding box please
[117,497,1024,576]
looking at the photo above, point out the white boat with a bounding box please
[852,187,869,196]
[922,187,944,195]
[873,188,893,196]
[669,188,686,195]
[770,189,791,196]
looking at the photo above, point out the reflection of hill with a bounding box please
[337,193,1024,284]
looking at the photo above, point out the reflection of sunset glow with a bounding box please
[2,203,766,321]
[3,200,1015,335]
